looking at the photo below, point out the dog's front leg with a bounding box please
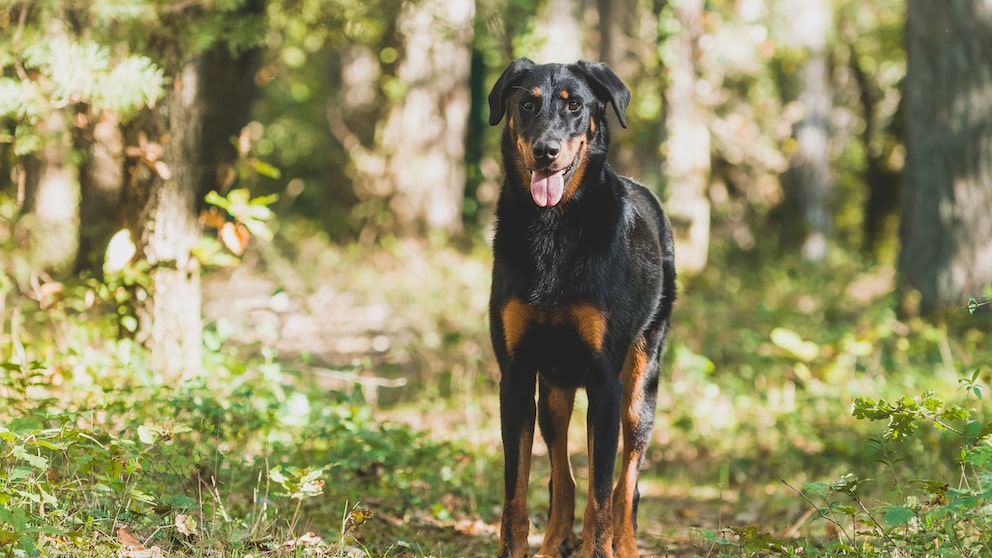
[581,372,622,558]
[499,368,538,558]
[536,380,581,558]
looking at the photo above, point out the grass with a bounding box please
[1,222,991,556]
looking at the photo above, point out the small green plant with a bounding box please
[789,369,992,557]
[268,465,326,532]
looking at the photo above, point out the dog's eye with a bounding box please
[522,101,535,112]
[567,100,581,112]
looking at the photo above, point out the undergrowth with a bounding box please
[0,264,498,557]
[2,220,991,556]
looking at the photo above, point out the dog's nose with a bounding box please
[533,140,560,162]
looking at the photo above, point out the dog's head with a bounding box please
[488,58,631,207]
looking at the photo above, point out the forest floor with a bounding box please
[198,235,840,557]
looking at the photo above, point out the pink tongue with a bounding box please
[530,169,565,207]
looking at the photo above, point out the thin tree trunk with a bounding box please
[18,111,78,272]
[197,0,264,199]
[597,0,645,178]
[597,0,642,70]
[788,0,833,262]
[535,0,584,63]
[75,110,124,276]
[378,0,474,235]
[900,0,992,314]
[663,0,711,276]
[123,60,204,381]
[848,42,900,257]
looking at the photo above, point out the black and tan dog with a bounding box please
[488,58,676,558]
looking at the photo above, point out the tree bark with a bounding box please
[900,0,992,314]
[197,2,264,200]
[74,110,124,276]
[597,0,647,178]
[848,42,900,257]
[377,0,474,236]
[535,0,584,63]
[598,0,644,71]
[18,111,78,273]
[787,0,833,262]
[123,60,204,381]
[663,0,711,276]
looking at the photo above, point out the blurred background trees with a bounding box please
[1,0,990,356]
[1,3,991,553]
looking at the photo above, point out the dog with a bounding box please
[487,58,677,558]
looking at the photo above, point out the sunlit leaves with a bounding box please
[268,466,326,501]
[21,37,163,115]
[852,392,971,441]
[203,188,279,257]
[0,34,163,156]
[770,327,820,362]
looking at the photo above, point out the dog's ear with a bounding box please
[488,58,536,126]
[574,60,631,129]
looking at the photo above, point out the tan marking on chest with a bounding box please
[501,298,534,355]
[500,299,609,355]
[559,302,608,353]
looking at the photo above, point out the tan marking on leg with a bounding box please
[612,336,650,557]
[537,387,580,558]
[501,298,534,355]
[500,428,535,558]
[579,427,615,558]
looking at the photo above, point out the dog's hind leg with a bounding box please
[536,380,582,557]
[611,335,660,557]
[581,370,622,558]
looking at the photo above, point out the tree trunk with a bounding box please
[597,0,646,178]
[900,0,992,314]
[535,0,584,63]
[597,0,634,69]
[74,110,124,276]
[18,111,78,273]
[197,1,264,200]
[123,60,204,381]
[377,0,474,236]
[787,0,833,262]
[663,0,711,276]
[848,42,900,257]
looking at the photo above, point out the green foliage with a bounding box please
[852,391,972,441]
[0,255,494,556]
[0,6,164,157]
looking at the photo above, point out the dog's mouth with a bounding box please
[529,154,579,208]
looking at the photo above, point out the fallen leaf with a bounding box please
[116,526,143,549]
[282,531,323,548]
[175,513,198,536]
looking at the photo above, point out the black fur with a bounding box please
[489,59,676,558]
